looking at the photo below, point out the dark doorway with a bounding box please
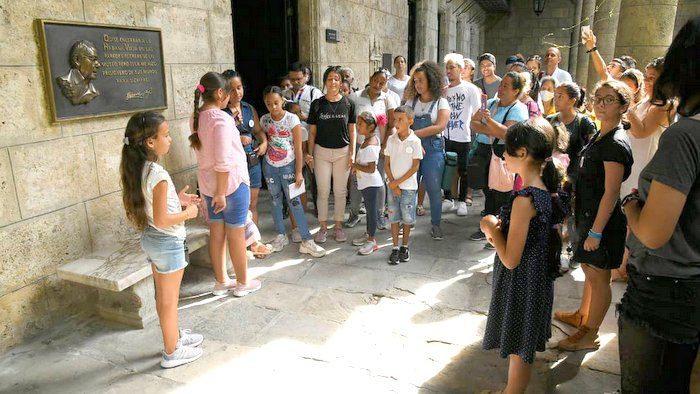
[407,0,417,69]
[232,0,298,114]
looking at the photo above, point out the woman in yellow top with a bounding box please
[539,76,557,116]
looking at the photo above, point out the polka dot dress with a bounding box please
[482,187,554,364]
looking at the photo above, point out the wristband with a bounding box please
[586,46,597,53]
[588,229,602,240]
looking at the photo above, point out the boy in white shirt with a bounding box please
[443,53,482,216]
[384,106,423,265]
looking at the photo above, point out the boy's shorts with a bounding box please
[386,189,418,225]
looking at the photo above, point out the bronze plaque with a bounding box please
[37,20,167,123]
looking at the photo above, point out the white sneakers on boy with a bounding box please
[441,199,456,213]
[456,201,468,216]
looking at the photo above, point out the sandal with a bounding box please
[416,205,426,216]
[465,197,473,206]
[250,242,273,259]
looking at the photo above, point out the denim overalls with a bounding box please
[412,98,445,226]
[227,101,262,189]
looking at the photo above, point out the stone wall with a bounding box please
[482,0,579,77]
[0,0,234,352]
[674,0,700,37]
[298,0,409,90]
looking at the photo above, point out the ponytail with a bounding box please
[190,88,202,150]
[190,71,229,150]
[120,112,165,231]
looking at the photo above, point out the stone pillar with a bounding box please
[586,0,622,91]
[614,0,678,67]
[575,0,598,87]
[568,0,585,80]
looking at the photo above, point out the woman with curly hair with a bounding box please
[403,60,450,240]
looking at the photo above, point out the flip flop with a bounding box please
[465,197,473,206]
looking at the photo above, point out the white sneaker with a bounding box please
[212,278,236,296]
[352,233,369,246]
[291,228,302,243]
[179,329,204,347]
[270,234,289,252]
[358,240,378,255]
[161,340,203,368]
[441,199,455,213]
[456,201,468,216]
[232,279,262,297]
[299,239,326,257]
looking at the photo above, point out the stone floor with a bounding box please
[0,193,678,393]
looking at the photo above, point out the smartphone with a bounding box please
[581,25,591,43]
[481,93,488,111]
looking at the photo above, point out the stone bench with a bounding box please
[57,225,210,328]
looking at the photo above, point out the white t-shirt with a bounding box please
[350,88,397,143]
[355,143,383,190]
[410,97,451,133]
[385,89,401,108]
[260,111,301,167]
[387,75,409,100]
[444,82,481,142]
[384,131,423,190]
[142,162,186,238]
[542,67,573,84]
[285,84,322,141]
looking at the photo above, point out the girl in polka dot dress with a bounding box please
[480,118,567,393]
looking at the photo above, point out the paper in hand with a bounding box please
[289,179,306,200]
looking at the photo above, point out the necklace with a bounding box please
[326,95,343,115]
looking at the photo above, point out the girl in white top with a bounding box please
[351,112,384,255]
[388,55,410,102]
[120,112,204,368]
[621,59,676,197]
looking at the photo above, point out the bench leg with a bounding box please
[96,277,157,328]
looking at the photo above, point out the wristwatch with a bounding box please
[621,191,644,214]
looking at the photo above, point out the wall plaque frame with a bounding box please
[37,19,167,123]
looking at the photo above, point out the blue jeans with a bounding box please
[361,186,380,237]
[262,160,311,240]
[417,137,445,226]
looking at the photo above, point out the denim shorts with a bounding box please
[387,189,418,225]
[249,163,262,189]
[140,226,187,274]
[205,183,250,228]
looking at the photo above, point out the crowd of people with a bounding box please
[119,16,700,394]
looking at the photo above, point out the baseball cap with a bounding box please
[505,55,522,65]
[478,53,496,66]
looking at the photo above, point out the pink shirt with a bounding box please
[191,109,249,197]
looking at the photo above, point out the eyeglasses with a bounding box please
[591,95,620,106]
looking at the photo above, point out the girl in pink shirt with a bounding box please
[190,71,260,297]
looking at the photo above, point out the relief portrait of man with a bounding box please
[56,40,102,105]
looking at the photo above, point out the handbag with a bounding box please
[487,101,516,192]
[488,145,515,192]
